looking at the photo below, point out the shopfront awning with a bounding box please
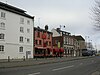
[49,48,53,51]
[59,48,64,52]
[53,48,59,52]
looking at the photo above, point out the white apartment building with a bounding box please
[0,2,34,59]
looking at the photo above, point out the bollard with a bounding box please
[23,56,25,61]
[8,56,10,62]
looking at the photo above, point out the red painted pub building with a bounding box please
[34,27,53,58]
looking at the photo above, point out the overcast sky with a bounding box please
[1,0,100,50]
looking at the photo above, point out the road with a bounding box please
[0,56,100,75]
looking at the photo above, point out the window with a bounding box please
[27,51,31,54]
[19,36,23,42]
[55,40,59,44]
[27,28,30,33]
[20,18,24,24]
[19,47,23,52]
[0,33,4,39]
[1,12,6,18]
[64,37,66,44]
[37,31,40,37]
[0,22,5,29]
[20,27,24,33]
[0,45,4,51]
[27,38,30,43]
[49,42,51,46]
[27,20,30,25]
[39,40,42,45]
[48,34,50,39]
[35,40,38,45]
[46,41,48,46]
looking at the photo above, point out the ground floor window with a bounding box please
[0,45,4,51]
[35,48,45,54]
[19,47,23,52]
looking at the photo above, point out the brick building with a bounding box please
[34,27,53,58]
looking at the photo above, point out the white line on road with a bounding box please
[52,65,74,71]
[28,72,40,75]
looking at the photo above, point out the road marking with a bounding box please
[28,72,40,75]
[52,65,74,71]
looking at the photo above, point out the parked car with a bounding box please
[82,50,95,56]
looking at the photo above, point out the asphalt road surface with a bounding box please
[0,56,100,75]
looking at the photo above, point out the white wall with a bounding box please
[51,28,60,37]
[0,9,33,59]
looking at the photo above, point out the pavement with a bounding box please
[0,56,100,75]
[0,56,93,68]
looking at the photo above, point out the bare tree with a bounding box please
[92,0,100,30]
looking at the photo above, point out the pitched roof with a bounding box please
[55,28,70,35]
[0,2,34,19]
[34,27,53,34]
[73,35,85,41]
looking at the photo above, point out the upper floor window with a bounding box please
[0,22,5,29]
[27,38,30,43]
[1,12,6,18]
[27,20,30,25]
[0,33,4,39]
[46,41,48,46]
[27,28,30,33]
[39,40,42,45]
[20,27,24,33]
[0,45,4,51]
[19,47,23,52]
[48,34,50,39]
[35,40,38,45]
[49,42,51,46]
[19,36,23,43]
[55,40,59,44]
[37,31,40,38]
[20,18,24,24]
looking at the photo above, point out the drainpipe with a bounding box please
[32,16,35,59]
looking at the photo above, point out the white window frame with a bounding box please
[20,17,24,24]
[27,20,30,25]
[0,45,4,51]
[19,47,23,52]
[0,22,5,29]
[1,12,6,18]
[0,33,5,39]
[27,28,30,33]
[27,38,30,43]
[20,27,24,33]
[19,36,23,43]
